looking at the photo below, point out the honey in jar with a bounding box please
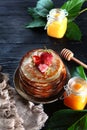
[64,77,87,110]
[45,8,68,38]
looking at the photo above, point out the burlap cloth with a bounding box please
[0,66,48,130]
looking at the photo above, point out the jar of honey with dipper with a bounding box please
[63,77,87,110]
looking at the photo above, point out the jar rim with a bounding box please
[64,77,87,96]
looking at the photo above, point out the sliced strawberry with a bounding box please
[38,64,48,73]
[32,55,41,65]
[41,52,53,66]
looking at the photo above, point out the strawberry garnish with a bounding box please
[38,64,48,73]
[41,52,53,66]
[32,55,41,65]
[32,51,53,73]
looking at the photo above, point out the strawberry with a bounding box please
[40,52,53,66]
[32,51,53,73]
[38,64,48,73]
[32,55,41,65]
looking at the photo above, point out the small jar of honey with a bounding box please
[64,77,87,110]
[45,8,68,38]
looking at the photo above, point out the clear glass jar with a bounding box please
[64,77,87,110]
[45,8,68,38]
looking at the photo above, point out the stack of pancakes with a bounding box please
[18,49,67,99]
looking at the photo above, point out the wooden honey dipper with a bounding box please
[61,48,87,69]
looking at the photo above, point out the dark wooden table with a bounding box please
[0,0,87,128]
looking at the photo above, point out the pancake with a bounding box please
[18,49,67,99]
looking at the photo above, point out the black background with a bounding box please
[0,0,87,127]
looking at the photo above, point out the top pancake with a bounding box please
[19,49,67,84]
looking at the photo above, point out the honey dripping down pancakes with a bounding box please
[18,49,67,99]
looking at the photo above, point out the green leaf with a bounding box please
[26,18,46,28]
[35,0,54,17]
[65,22,82,41]
[61,0,86,21]
[28,8,40,19]
[46,109,87,130]
[68,114,87,130]
[71,66,87,80]
[36,0,54,11]
[27,0,54,28]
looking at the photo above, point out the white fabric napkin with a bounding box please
[0,71,48,130]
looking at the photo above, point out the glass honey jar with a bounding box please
[64,77,87,110]
[45,8,68,38]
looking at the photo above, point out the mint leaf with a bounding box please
[68,114,87,130]
[46,109,87,130]
[66,22,82,41]
[61,0,86,21]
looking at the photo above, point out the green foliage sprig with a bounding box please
[71,65,87,80]
[26,0,87,41]
[45,109,87,130]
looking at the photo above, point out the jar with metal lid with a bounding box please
[64,77,87,110]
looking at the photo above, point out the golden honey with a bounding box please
[64,77,87,110]
[45,8,68,38]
